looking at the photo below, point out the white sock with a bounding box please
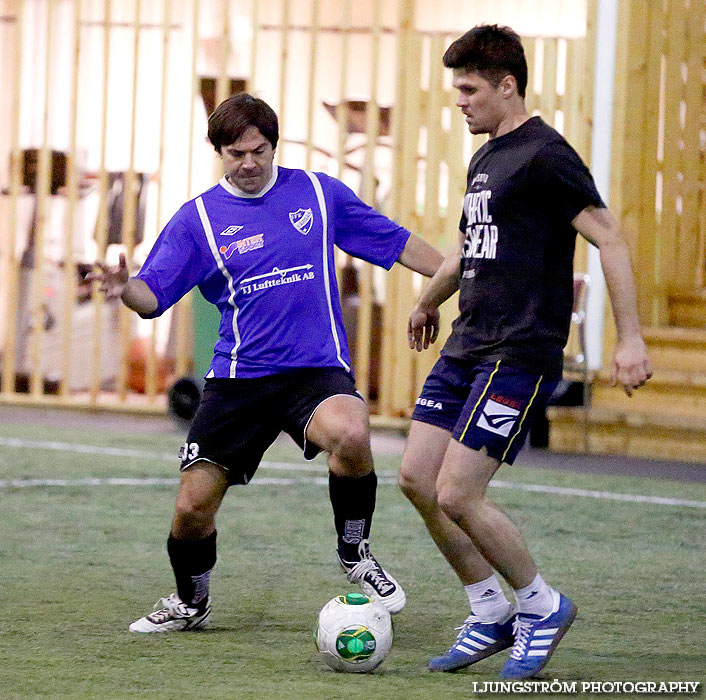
[513,573,557,618]
[464,574,513,623]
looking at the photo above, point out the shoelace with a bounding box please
[149,594,190,622]
[510,616,532,660]
[346,558,394,595]
[441,615,479,651]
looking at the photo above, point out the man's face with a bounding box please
[452,70,508,135]
[220,125,275,194]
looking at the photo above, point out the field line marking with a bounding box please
[1,436,705,509]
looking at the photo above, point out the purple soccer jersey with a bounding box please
[136,167,410,378]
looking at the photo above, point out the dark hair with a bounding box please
[207,93,279,153]
[443,25,527,98]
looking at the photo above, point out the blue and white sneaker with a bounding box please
[500,590,577,679]
[428,610,516,672]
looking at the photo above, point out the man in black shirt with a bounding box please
[399,25,652,680]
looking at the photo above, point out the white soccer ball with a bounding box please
[315,593,393,673]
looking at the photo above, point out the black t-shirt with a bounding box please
[442,117,605,377]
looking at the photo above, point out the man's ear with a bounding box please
[499,74,518,98]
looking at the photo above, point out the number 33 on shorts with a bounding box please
[179,442,200,461]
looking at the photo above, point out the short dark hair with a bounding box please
[207,93,279,153]
[443,25,527,98]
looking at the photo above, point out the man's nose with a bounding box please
[242,153,257,168]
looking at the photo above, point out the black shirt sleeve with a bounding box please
[528,140,606,225]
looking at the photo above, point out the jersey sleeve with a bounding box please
[320,175,411,269]
[528,141,606,225]
[135,203,210,318]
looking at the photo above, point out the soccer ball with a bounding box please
[315,593,393,673]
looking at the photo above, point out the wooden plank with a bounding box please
[563,40,584,155]
[674,0,706,289]
[249,0,259,90]
[59,0,83,399]
[277,0,290,164]
[442,85,467,247]
[0,1,24,397]
[304,0,319,170]
[174,0,200,382]
[145,0,172,401]
[583,0,598,161]
[90,0,113,404]
[335,0,351,182]
[540,37,558,126]
[638,1,668,325]
[659,0,686,302]
[379,0,417,417]
[523,36,536,114]
[185,0,200,199]
[29,0,56,397]
[354,0,383,400]
[422,34,443,247]
[116,0,143,403]
[413,34,446,391]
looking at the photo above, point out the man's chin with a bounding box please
[233,179,264,194]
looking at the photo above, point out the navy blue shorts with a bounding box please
[412,355,559,465]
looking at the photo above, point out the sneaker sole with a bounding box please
[371,586,406,615]
[129,609,211,634]
[429,636,515,672]
[500,602,578,680]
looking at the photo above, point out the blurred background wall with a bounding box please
[0,0,704,462]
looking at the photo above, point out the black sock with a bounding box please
[167,531,217,607]
[328,471,377,562]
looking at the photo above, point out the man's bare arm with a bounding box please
[573,206,653,395]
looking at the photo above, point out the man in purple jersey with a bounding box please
[91,93,442,633]
[399,26,652,679]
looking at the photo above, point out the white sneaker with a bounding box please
[129,593,211,633]
[338,540,406,615]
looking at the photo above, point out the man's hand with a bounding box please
[86,253,130,300]
[611,335,653,396]
[86,255,158,315]
[408,304,440,352]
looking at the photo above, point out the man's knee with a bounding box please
[174,488,219,521]
[173,463,227,531]
[436,481,481,524]
[327,419,371,460]
[398,462,437,512]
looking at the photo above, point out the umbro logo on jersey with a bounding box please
[477,398,520,437]
[219,225,243,236]
[289,208,313,235]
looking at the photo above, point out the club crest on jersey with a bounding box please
[477,398,520,437]
[289,208,313,235]
[219,225,243,236]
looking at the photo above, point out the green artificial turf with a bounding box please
[0,416,704,699]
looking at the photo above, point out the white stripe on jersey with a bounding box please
[304,171,350,373]
[195,196,241,377]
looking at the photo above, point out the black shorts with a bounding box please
[178,367,362,485]
[412,355,559,465]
